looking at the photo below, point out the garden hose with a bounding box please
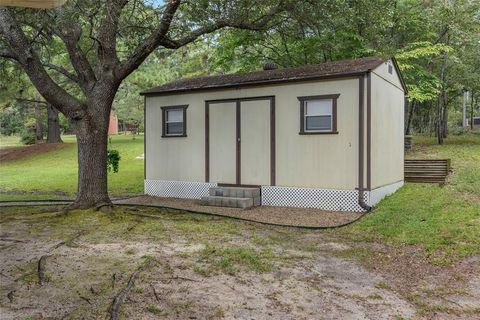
[0,199,370,230]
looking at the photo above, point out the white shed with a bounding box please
[141,56,407,212]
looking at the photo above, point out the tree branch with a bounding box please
[0,7,85,119]
[117,0,181,79]
[118,0,285,80]
[51,8,97,91]
[44,63,80,83]
[97,0,129,73]
[0,46,18,60]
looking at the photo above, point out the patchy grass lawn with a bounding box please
[349,134,480,264]
[0,135,143,199]
[1,205,478,319]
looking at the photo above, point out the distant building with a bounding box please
[108,112,118,135]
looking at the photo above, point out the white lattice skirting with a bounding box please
[144,179,404,212]
[144,179,217,199]
[261,186,369,212]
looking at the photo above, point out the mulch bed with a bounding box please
[115,195,362,228]
[0,142,66,162]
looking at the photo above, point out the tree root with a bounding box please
[37,255,49,286]
[50,230,86,251]
[109,267,144,320]
[0,238,26,243]
[150,284,161,302]
[79,295,92,305]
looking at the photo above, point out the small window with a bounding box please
[161,105,187,137]
[305,100,332,131]
[298,94,339,134]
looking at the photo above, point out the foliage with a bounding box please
[396,42,453,102]
[107,149,121,173]
[20,118,36,145]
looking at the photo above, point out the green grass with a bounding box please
[0,135,25,148]
[195,245,275,275]
[0,134,144,198]
[351,135,480,264]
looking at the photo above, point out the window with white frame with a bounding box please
[161,105,187,137]
[298,95,339,134]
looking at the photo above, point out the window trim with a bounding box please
[298,94,340,135]
[161,105,188,137]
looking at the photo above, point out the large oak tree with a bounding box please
[0,0,286,209]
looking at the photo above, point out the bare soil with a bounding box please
[0,143,66,162]
[0,206,478,319]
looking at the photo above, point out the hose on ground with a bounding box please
[0,200,370,230]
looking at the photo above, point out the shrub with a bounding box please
[20,118,36,145]
[107,149,121,173]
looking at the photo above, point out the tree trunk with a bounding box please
[405,100,416,135]
[72,105,111,209]
[471,91,475,130]
[47,103,63,143]
[442,88,448,138]
[436,95,443,145]
[34,100,43,143]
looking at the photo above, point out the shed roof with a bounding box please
[141,56,403,96]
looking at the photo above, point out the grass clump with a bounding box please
[145,305,167,315]
[195,245,274,276]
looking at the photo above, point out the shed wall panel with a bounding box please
[146,78,360,189]
[370,72,405,188]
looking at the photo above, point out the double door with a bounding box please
[206,97,275,186]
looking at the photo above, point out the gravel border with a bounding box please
[115,195,362,227]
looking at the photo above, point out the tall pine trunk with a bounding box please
[47,103,63,143]
[405,100,416,135]
[34,100,43,143]
[436,95,443,145]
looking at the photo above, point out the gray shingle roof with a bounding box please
[141,56,387,95]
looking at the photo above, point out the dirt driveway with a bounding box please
[0,206,478,319]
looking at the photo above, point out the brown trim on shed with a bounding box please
[390,57,408,94]
[358,76,365,198]
[366,72,371,190]
[161,105,188,138]
[270,97,276,186]
[298,94,340,134]
[143,96,146,180]
[205,101,210,182]
[236,100,241,185]
[218,183,261,188]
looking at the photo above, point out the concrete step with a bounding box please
[209,187,260,198]
[200,196,256,209]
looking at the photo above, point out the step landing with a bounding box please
[200,187,261,209]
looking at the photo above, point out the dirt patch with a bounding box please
[116,195,362,227]
[0,206,478,319]
[0,142,67,162]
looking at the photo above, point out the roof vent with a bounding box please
[262,62,278,71]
